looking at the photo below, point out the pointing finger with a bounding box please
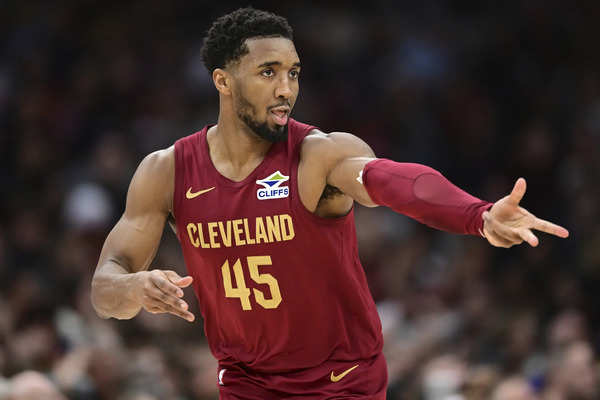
[508,178,527,206]
[532,217,570,238]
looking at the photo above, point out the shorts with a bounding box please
[217,352,387,399]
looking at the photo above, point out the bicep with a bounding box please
[95,150,172,274]
[328,157,378,207]
[321,132,378,207]
[97,211,166,274]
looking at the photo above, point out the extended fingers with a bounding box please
[532,217,569,238]
[484,208,568,247]
[493,222,539,247]
[484,211,533,247]
[145,297,195,321]
[151,271,185,297]
[143,271,195,321]
[149,285,188,310]
[163,270,194,288]
[143,284,193,321]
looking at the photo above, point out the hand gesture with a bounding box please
[133,269,196,322]
[482,178,569,248]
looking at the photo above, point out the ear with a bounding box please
[213,68,232,96]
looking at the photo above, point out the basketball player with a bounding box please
[90,8,569,399]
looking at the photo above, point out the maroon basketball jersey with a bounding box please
[173,119,383,375]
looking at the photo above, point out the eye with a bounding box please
[289,70,300,79]
[261,69,274,77]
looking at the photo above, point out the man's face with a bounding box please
[229,37,300,142]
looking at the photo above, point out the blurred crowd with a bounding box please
[1,0,599,399]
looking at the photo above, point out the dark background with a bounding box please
[0,1,599,399]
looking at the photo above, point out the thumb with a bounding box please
[163,270,194,287]
[508,177,527,205]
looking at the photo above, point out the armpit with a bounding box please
[319,184,344,202]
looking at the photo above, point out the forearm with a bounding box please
[91,260,144,320]
[362,159,492,235]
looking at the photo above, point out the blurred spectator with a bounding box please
[9,370,66,400]
[421,354,467,400]
[462,365,500,400]
[546,309,588,352]
[492,376,538,400]
[543,341,598,400]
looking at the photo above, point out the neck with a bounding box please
[207,107,273,181]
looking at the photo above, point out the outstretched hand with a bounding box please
[482,178,569,248]
[133,269,196,322]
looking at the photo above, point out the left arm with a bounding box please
[317,131,569,247]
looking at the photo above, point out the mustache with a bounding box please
[268,101,291,110]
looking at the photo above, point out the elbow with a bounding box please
[90,293,138,320]
[90,296,111,319]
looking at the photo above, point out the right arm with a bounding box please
[90,147,195,322]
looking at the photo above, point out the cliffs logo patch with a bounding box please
[256,171,289,200]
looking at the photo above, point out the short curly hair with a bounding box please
[201,7,294,72]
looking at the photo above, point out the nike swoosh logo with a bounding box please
[330,364,359,382]
[186,187,215,199]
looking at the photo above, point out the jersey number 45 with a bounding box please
[221,256,282,310]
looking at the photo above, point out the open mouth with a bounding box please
[270,107,290,126]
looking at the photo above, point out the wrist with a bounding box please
[477,204,494,238]
[122,271,148,305]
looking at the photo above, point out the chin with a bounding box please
[238,110,289,143]
[263,124,288,143]
[252,120,288,143]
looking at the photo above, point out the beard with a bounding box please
[235,94,288,143]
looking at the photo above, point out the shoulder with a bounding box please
[301,129,373,150]
[128,146,175,214]
[140,145,175,169]
[140,146,174,174]
[300,129,374,167]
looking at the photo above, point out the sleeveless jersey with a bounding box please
[173,119,383,374]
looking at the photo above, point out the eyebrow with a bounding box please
[257,61,301,68]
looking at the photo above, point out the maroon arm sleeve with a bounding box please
[362,159,493,236]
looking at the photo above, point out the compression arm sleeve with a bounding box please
[362,159,493,236]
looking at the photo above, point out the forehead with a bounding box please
[240,37,299,67]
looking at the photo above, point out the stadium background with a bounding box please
[1,1,599,399]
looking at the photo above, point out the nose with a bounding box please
[274,76,293,99]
